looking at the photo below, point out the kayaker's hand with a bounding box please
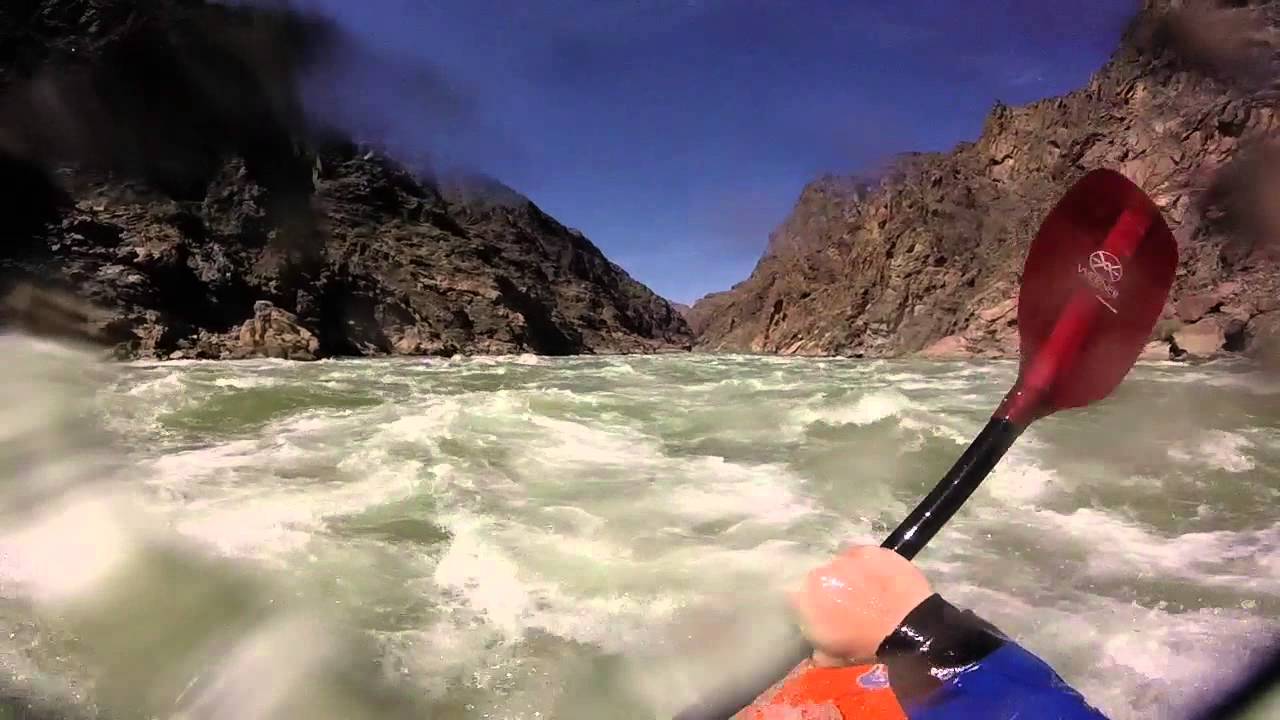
[788,545,933,667]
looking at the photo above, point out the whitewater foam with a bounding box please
[792,389,915,427]
[1168,430,1257,473]
[1036,508,1280,594]
[982,450,1059,504]
[143,428,423,561]
[4,341,1278,720]
[666,458,817,527]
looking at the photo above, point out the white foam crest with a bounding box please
[382,401,465,442]
[1244,425,1280,446]
[420,389,830,533]
[424,462,830,667]
[665,459,818,527]
[538,504,608,534]
[896,378,971,391]
[254,394,484,463]
[792,389,914,427]
[451,355,514,368]
[1039,508,1280,593]
[430,515,681,652]
[532,588,683,652]
[149,438,267,478]
[523,414,654,468]
[270,411,360,437]
[878,371,923,382]
[1203,371,1280,394]
[982,448,1059,503]
[431,516,532,638]
[1168,430,1257,473]
[527,386,608,406]
[946,363,1015,378]
[123,370,189,398]
[144,435,421,560]
[107,368,228,433]
[1142,369,1218,384]
[312,368,366,380]
[898,415,969,445]
[709,377,789,392]
[654,535,830,593]
[597,361,640,376]
[879,371,977,393]
[211,376,282,389]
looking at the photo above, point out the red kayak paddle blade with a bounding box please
[1009,169,1177,422]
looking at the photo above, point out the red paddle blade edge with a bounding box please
[1005,169,1177,424]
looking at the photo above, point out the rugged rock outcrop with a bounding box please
[232,300,320,360]
[0,0,691,360]
[694,0,1280,361]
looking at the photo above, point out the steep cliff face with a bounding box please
[694,0,1280,361]
[0,0,691,360]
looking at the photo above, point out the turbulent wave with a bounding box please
[1,336,1278,719]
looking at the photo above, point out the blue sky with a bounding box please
[284,0,1138,304]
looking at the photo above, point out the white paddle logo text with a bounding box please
[1079,250,1121,313]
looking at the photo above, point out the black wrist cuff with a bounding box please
[874,593,1008,703]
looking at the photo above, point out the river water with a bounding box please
[1,335,1278,719]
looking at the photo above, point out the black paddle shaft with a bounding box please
[673,416,1025,720]
[882,416,1024,559]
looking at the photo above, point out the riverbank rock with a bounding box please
[919,335,974,359]
[233,301,319,360]
[1173,316,1228,358]
[0,0,691,360]
[694,0,1280,360]
[1246,310,1280,366]
[1140,340,1173,361]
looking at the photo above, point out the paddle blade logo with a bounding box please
[1078,250,1123,313]
[856,665,892,690]
[1090,251,1123,282]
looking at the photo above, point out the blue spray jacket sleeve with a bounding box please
[874,594,1110,720]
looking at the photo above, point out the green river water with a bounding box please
[1,335,1278,719]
